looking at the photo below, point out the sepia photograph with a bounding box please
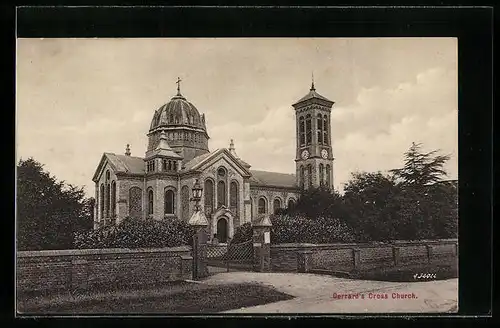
[16,37,458,315]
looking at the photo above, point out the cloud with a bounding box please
[332,67,458,190]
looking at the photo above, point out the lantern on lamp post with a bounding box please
[188,178,208,227]
[191,178,203,211]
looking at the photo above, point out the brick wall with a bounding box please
[17,246,193,293]
[271,239,458,273]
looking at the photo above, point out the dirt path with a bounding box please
[201,272,458,313]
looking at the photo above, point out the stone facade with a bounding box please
[92,80,335,241]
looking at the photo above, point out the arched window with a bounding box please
[317,114,323,144]
[323,115,329,145]
[128,187,142,218]
[287,198,296,209]
[307,164,312,188]
[326,165,331,189]
[100,184,105,220]
[299,116,305,145]
[217,181,226,208]
[105,183,110,218]
[217,167,227,208]
[273,198,282,214]
[148,189,154,215]
[111,181,116,217]
[258,197,267,214]
[165,189,175,215]
[300,166,305,189]
[173,161,177,171]
[204,179,214,215]
[181,186,189,220]
[106,170,110,181]
[230,181,238,216]
[306,114,312,145]
[319,164,324,187]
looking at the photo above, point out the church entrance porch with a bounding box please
[210,206,235,244]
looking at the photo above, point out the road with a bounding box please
[202,271,458,313]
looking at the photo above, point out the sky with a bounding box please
[16,38,458,197]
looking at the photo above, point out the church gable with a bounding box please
[92,154,118,183]
[186,148,251,177]
[92,153,145,182]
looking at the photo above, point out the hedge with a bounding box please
[74,217,195,249]
[270,215,357,244]
[230,215,357,244]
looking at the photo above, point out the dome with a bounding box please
[149,92,206,131]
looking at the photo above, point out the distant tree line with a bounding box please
[277,142,457,242]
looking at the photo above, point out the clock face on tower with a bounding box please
[301,150,310,160]
[321,149,328,159]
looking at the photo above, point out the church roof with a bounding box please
[250,170,297,188]
[181,152,213,171]
[104,153,145,175]
[292,82,334,107]
[92,152,145,182]
[149,79,207,133]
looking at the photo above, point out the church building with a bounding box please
[92,78,335,242]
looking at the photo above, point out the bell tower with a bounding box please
[293,78,335,190]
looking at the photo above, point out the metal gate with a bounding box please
[207,239,254,272]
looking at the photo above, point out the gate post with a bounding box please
[252,214,272,272]
[189,209,209,280]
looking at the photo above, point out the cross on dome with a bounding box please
[176,77,182,95]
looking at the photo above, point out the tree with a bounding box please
[17,158,94,250]
[389,142,450,188]
[389,142,457,239]
[342,172,402,241]
[284,186,344,220]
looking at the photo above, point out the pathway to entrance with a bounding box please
[201,272,458,313]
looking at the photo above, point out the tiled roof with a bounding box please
[250,170,297,188]
[181,152,213,172]
[145,148,183,159]
[104,153,145,175]
[293,89,333,106]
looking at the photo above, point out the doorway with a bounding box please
[217,217,228,243]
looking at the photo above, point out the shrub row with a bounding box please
[270,215,357,244]
[231,215,357,244]
[74,217,195,249]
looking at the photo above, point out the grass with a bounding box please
[347,259,458,282]
[17,281,294,314]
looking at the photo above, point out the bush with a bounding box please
[74,217,196,249]
[270,215,356,244]
[231,223,253,244]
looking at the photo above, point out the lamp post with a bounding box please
[188,178,208,279]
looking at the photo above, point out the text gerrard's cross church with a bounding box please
[92,78,335,242]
